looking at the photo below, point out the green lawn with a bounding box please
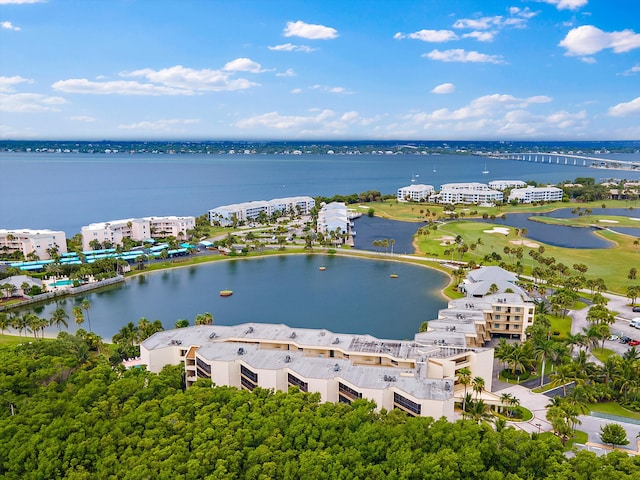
[0,334,51,346]
[549,315,572,339]
[591,348,617,363]
[588,402,640,421]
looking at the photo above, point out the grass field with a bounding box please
[591,348,618,363]
[588,402,640,420]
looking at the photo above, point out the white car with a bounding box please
[630,318,640,329]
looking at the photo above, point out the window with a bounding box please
[240,365,258,383]
[394,392,422,416]
[495,314,500,320]
[338,382,362,401]
[196,357,211,377]
[287,373,308,392]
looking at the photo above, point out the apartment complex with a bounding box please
[141,323,495,419]
[488,180,527,191]
[397,184,435,202]
[316,202,351,236]
[209,196,315,226]
[508,186,564,204]
[80,216,195,251]
[0,228,67,260]
[437,183,503,205]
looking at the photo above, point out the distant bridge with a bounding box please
[487,152,640,171]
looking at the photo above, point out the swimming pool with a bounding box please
[52,279,74,287]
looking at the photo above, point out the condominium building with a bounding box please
[81,216,195,251]
[316,202,350,235]
[209,196,315,226]
[0,228,67,260]
[488,180,527,191]
[508,186,563,204]
[437,183,503,205]
[140,322,495,419]
[397,184,435,202]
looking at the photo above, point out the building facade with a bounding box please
[397,184,435,202]
[438,183,503,205]
[81,216,195,251]
[488,180,527,191]
[316,202,350,236]
[209,196,315,226]
[140,323,495,419]
[508,186,563,204]
[0,228,67,260]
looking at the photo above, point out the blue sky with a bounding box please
[1,0,639,140]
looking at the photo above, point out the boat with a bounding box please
[433,165,436,173]
[219,290,233,297]
[390,274,398,278]
[482,162,489,174]
[319,266,326,271]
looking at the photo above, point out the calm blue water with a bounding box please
[3,152,638,235]
[27,255,448,340]
[353,215,422,254]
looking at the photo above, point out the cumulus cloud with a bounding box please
[223,58,265,73]
[283,20,338,40]
[622,65,640,75]
[394,29,457,42]
[423,49,505,64]
[608,97,640,117]
[54,64,261,95]
[276,68,296,77]
[453,8,536,32]
[0,92,65,112]
[0,75,33,92]
[462,31,495,42]
[290,88,302,94]
[0,0,46,4]
[118,118,200,130]
[431,83,456,94]
[67,115,96,123]
[310,84,353,94]
[559,25,640,56]
[268,43,316,52]
[235,109,374,133]
[1,21,20,31]
[537,0,588,10]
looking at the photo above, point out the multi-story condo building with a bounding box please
[209,196,315,226]
[397,184,435,202]
[141,322,495,419]
[0,228,67,260]
[508,186,563,204]
[437,183,503,205]
[316,202,350,235]
[488,180,527,191]
[81,216,195,250]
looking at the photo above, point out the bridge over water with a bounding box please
[487,152,640,172]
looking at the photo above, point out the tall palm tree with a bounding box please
[472,376,485,400]
[81,299,92,331]
[72,306,84,329]
[463,399,493,424]
[457,367,472,411]
[49,307,69,331]
[534,338,555,388]
[0,312,9,338]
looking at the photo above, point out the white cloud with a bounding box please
[223,57,265,73]
[559,25,640,56]
[276,68,296,77]
[537,0,588,11]
[310,84,353,94]
[122,65,259,91]
[423,49,505,64]
[0,92,65,112]
[462,31,495,42]
[235,109,375,133]
[580,56,597,64]
[1,21,20,31]
[52,78,194,96]
[622,65,640,75]
[290,88,302,94]
[118,118,200,130]
[67,115,96,123]
[0,0,46,4]
[283,20,338,40]
[268,43,316,52]
[509,7,538,19]
[0,75,33,92]
[431,83,456,94]
[394,29,457,42]
[608,97,640,117]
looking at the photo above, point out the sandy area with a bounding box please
[629,217,640,221]
[510,239,540,248]
[439,235,455,246]
[483,227,510,235]
[598,219,619,223]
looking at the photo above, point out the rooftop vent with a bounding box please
[289,332,297,339]
[332,338,340,344]
[284,355,291,363]
[383,375,397,382]
[333,364,340,372]
[237,348,245,355]
[246,326,254,334]
[209,332,217,339]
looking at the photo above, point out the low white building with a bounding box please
[438,183,503,205]
[140,323,495,419]
[0,228,67,260]
[317,202,349,235]
[488,180,527,191]
[508,186,563,204]
[81,216,195,250]
[209,196,315,226]
[397,184,435,202]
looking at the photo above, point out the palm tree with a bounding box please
[472,376,485,400]
[81,299,92,331]
[0,312,9,338]
[463,399,493,424]
[534,338,555,388]
[72,306,84,329]
[457,367,472,411]
[49,307,69,331]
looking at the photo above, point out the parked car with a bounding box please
[619,336,632,344]
[630,318,640,329]
[628,339,640,346]
[633,306,640,312]
[608,334,620,341]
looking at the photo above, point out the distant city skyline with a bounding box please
[1,0,639,140]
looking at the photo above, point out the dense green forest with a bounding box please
[1,336,639,479]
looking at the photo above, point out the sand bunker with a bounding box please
[629,217,640,221]
[439,235,455,246]
[598,219,619,223]
[510,239,540,248]
[483,227,510,235]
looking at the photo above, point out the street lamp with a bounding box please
[535,423,541,434]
